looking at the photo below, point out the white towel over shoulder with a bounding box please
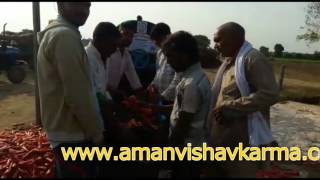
[234,41,274,146]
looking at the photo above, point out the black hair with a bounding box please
[57,2,64,14]
[137,15,142,21]
[118,22,135,33]
[162,31,199,62]
[150,22,171,39]
[93,22,121,41]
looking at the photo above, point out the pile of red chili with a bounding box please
[0,125,55,178]
[121,95,158,130]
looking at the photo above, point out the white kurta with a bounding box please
[106,48,142,90]
[85,42,112,100]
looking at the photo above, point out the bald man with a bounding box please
[37,2,103,177]
[205,22,280,177]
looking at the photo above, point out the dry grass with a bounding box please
[204,60,320,104]
[272,61,320,102]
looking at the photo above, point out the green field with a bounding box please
[274,58,320,64]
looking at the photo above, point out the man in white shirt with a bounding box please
[106,23,143,102]
[149,22,181,105]
[162,31,212,178]
[85,22,121,131]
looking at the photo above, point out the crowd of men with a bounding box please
[37,2,280,178]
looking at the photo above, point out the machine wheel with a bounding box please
[6,65,26,84]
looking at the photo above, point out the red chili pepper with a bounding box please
[9,148,25,154]
[37,166,47,171]
[121,100,131,108]
[3,161,13,175]
[5,159,12,167]
[0,145,9,151]
[17,167,30,177]
[21,146,29,152]
[22,148,50,160]
[45,169,52,176]
[0,125,56,178]
[44,157,53,164]
[0,159,8,164]
[18,159,34,166]
[128,96,138,104]
[139,108,154,116]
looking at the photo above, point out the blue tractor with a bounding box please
[0,23,26,84]
[118,16,157,88]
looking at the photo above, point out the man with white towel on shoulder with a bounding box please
[205,22,280,178]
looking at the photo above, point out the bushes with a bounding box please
[259,46,270,57]
[199,48,221,69]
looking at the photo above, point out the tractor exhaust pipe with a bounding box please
[1,23,7,49]
[3,23,7,39]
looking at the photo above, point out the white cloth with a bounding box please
[234,41,274,146]
[137,20,148,34]
[85,42,112,100]
[152,50,180,101]
[106,48,142,90]
[85,42,107,93]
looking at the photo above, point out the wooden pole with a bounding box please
[279,65,286,91]
[32,2,41,126]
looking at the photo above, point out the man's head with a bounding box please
[213,22,245,58]
[137,15,142,21]
[150,22,171,47]
[162,31,199,72]
[57,2,91,27]
[118,23,135,48]
[92,22,121,60]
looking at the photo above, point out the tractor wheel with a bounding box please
[6,65,26,84]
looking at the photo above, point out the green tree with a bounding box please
[297,2,320,44]
[314,51,320,59]
[259,46,269,57]
[194,35,211,49]
[274,44,284,57]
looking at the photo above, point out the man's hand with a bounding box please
[147,84,157,94]
[213,106,224,124]
[147,84,161,104]
[92,133,104,146]
[148,103,173,117]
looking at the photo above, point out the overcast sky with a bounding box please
[0,2,318,53]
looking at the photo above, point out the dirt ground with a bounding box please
[0,67,35,130]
